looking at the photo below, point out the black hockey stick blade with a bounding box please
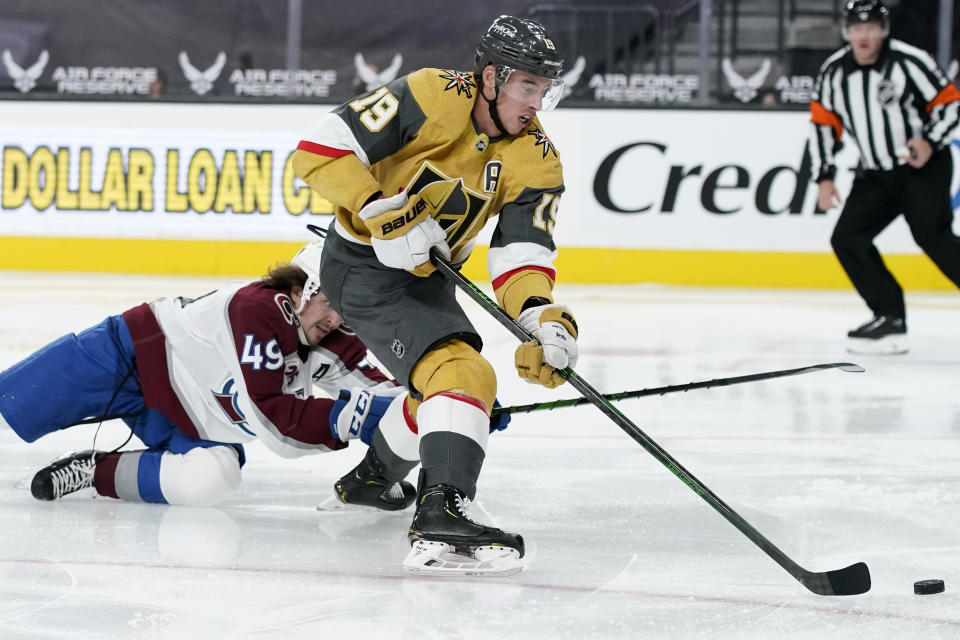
[802,561,871,596]
[430,251,871,596]
[835,363,865,372]
[305,223,328,238]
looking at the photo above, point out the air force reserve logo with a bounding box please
[560,55,586,100]
[354,51,403,91]
[2,49,49,93]
[721,58,772,103]
[179,51,226,95]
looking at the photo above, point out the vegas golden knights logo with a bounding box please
[406,163,491,251]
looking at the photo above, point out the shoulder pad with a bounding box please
[499,120,563,190]
[406,68,479,117]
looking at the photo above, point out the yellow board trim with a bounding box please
[0,236,954,290]
[0,236,299,277]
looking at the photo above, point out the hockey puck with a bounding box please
[914,579,945,595]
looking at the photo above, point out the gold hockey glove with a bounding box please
[514,304,579,388]
[358,181,456,276]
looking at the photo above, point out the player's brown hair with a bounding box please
[262,263,307,292]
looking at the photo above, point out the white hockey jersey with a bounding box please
[122,280,396,458]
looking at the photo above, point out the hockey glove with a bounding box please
[514,304,579,389]
[489,398,511,433]
[329,387,395,445]
[357,181,454,277]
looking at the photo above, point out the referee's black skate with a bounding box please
[846,315,908,355]
[31,450,104,501]
[403,484,524,576]
[334,446,415,511]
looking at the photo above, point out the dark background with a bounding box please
[1,0,957,105]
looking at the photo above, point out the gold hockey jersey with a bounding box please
[292,68,565,319]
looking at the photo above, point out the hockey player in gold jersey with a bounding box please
[293,15,577,576]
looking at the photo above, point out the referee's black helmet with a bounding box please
[843,0,890,30]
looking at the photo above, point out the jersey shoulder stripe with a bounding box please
[227,282,300,355]
[889,39,938,70]
[818,46,850,76]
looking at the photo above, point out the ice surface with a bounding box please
[2,271,959,639]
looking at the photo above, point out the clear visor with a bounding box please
[497,68,565,111]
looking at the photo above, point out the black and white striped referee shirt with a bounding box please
[808,38,960,181]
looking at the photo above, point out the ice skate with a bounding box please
[403,484,524,577]
[846,315,908,355]
[31,450,104,500]
[334,446,415,511]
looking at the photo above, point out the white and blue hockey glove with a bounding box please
[489,398,511,434]
[329,387,395,445]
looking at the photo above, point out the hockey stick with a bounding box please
[492,362,864,417]
[431,253,870,596]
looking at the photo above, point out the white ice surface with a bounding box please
[1,271,960,639]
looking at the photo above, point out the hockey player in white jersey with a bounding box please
[0,241,425,510]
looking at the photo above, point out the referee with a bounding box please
[808,0,960,354]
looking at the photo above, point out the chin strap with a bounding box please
[296,324,309,346]
[291,311,310,345]
[484,86,508,137]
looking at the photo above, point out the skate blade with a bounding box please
[315,495,397,512]
[317,494,411,513]
[315,495,350,512]
[402,540,522,577]
[14,474,32,491]
[847,335,908,355]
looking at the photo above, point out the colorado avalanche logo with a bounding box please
[438,69,475,98]
[527,127,557,158]
[213,379,254,436]
[274,293,295,326]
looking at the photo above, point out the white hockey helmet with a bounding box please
[290,240,324,314]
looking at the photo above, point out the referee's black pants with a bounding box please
[830,148,960,319]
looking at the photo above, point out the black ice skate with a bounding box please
[334,446,415,511]
[403,484,524,577]
[31,450,104,501]
[846,315,908,355]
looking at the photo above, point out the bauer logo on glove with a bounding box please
[361,180,458,242]
[378,197,429,236]
[356,180,459,276]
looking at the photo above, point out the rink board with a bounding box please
[0,101,957,288]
